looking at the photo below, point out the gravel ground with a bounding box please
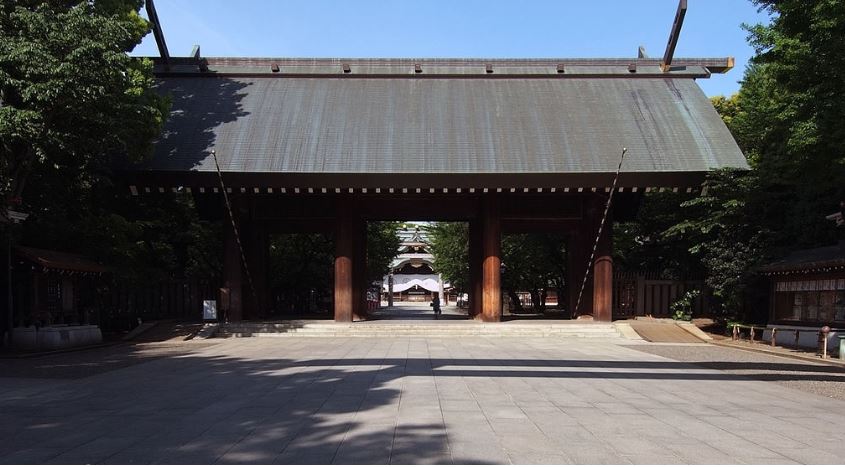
[627,343,845,401]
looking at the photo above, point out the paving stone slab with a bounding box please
[4,336,845,465]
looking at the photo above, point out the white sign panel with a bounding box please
[203,300,217,320]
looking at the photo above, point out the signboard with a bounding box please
[203,300,217,321]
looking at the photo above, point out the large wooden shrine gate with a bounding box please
[126,57,747,322]
[214,191,624,322]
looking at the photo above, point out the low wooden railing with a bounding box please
[731,324,838,359]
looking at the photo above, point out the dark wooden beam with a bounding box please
[661,0,687,72]
[145,0,170,69]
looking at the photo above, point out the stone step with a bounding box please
[217,322,626,339]
[220,326,619,333]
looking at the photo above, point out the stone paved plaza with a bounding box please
[2,337,845,464]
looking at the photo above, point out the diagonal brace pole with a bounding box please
[574,147,627,317]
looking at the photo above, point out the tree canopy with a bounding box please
[1,1,220,290]
[1,0,167,205]
[616,0,845,319]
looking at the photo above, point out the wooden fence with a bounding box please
[613,272,706,318]
[97,280,219,331]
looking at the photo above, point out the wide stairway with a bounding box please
[217,320,627,339]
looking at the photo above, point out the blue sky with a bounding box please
[132,0,772,97]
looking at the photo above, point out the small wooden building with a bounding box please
[760,242,845,326]
[12,247,109,327]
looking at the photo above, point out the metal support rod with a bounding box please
[574,147,627,317]
[211,150,258,312]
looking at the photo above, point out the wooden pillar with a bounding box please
[468,219,483,319]
[592,213,613,322]
[568,195,601,318]
[334,203,354,322]
[222,209,243,321]
[481,197,501,322]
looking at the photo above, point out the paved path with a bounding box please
[2,337,845,464]
[371,303,469,320]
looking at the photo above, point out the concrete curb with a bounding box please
[677,322,712,341]
[613,322,645,340]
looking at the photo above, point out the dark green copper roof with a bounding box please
[138,58,747,188]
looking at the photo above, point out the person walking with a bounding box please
[431,295,441,319]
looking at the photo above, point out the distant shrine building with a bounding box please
[126,54,748,322]
[384,224,446,304]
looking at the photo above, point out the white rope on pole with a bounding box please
[211,150,258,309]
[573,147,627,317]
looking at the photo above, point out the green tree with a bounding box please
[501,233,567,313]
[366,221,401,284]
[647,0,845,319]
[267,222,399,314]
[426,222,469,292]
[427,223,567,312]
[0,0,167,206]
[269,233,334,314]
[737,0,845,248]
[1,0,177,282]
[0,2,221,329]
[663,169,768,314]
[614,191,703,281]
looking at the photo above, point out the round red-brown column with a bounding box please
[481,197,501,322]
[592,209,613,322]
[334,211,354,323]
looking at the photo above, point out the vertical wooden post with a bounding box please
[468,219,483,319]
[592,211,613,322]
[334,202,354,322]
[481,196,501,322]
